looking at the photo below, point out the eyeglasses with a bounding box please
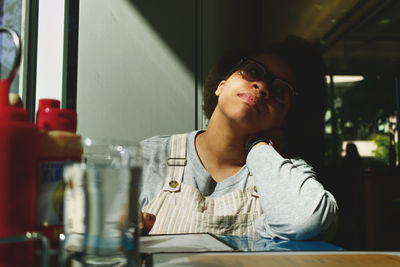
[228,57,297,104]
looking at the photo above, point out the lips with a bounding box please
[238,93,262,113]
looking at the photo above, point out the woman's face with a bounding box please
[214,54,296,135]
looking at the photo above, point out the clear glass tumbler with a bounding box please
[63,138,141,266]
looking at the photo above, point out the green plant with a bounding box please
[371,134,398,165]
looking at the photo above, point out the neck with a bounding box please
[195,111,251,181]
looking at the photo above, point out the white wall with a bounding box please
[77,0,195,141]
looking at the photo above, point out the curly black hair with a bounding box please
[203,35,328,172]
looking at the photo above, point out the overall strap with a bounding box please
[162,133,188,192]
[249,175,259,198]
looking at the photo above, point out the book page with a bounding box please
[140,233,235,254]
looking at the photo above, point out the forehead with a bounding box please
[253,54,296,84]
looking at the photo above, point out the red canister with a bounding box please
[0,26,38,267]
[0,80,38,266]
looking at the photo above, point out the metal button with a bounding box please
[253,186,258,193]
[169,180,179,188]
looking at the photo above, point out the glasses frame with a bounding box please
[227,57,298,102]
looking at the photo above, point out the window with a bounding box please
[326,75,398,171]
[0,0,22,94]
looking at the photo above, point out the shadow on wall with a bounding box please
[125,0,264,82]
[125,0,196,77]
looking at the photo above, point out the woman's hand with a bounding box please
[141,212,156,235]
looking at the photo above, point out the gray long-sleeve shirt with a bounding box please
[139,130,338,240]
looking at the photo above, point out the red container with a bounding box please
[36,99,81,259]
[0,79,38,266]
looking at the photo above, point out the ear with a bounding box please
[215,81,225,96]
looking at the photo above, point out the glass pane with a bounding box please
[325,75,398,172]
[0,0,22,94]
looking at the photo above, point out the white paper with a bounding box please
[140,234,234,254]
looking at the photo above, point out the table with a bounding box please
[63,235,400,267]
[146,236,400,267]
[151,251,400,267]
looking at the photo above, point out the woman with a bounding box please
[139,36,338,240]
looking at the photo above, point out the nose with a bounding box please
[251,81,270,99]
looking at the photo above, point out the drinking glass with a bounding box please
[63,138,141,266]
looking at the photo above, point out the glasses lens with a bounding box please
[270,79,292,103]
[236,59,295,104]
[240,62,266,81]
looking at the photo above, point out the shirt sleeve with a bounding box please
[246,145,338,240]
[139,135,170,208]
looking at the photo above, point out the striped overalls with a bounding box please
[142,134,263,236]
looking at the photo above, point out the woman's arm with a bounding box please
[246,144,338,240]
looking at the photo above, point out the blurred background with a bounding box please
[1,0,399,252]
